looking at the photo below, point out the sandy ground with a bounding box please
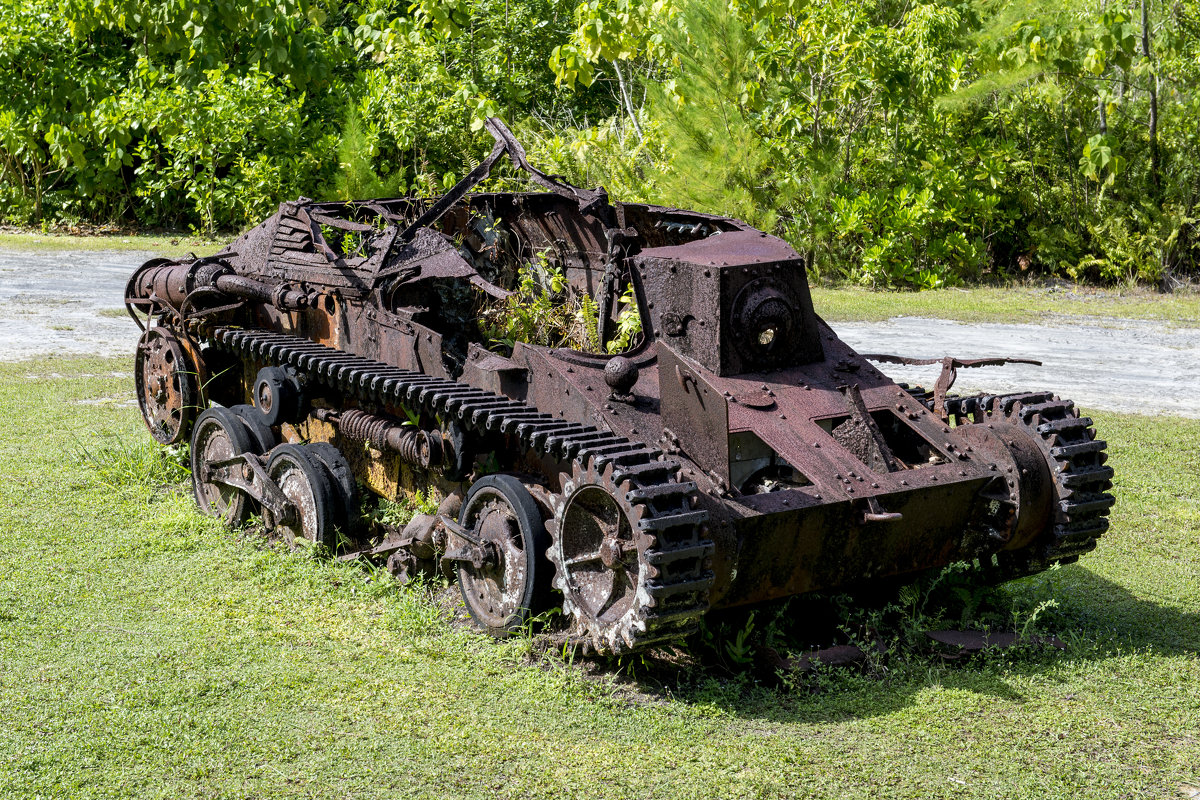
[0,249,147,361]
[1,249,1196,417]
[835,317,1200,418]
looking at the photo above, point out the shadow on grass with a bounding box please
[602,564,1199,724]
[1050,566,1200,654]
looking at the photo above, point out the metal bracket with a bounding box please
[207,453,294,523]
[437,515,499,568]
[862,353,1042,420]
[437,514,482,546]
[395,118,611,248]
[836,383,898,473]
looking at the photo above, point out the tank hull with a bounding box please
[125,119,1115,654]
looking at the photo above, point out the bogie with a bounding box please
[190,407,256,526]
[452,474,551,636]
[265,444,339,550]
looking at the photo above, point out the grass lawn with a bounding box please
[0,231,231,258]
[1,358,1198,798]
[812,284,1200,326]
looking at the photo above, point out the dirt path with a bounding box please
[835,317,1199,418]
[0,249,145,361]
[1,249,1195,417]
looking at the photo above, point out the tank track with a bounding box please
[941,391,1115,578]
[203,325,714,650]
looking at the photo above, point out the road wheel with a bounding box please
[454,474,550,636]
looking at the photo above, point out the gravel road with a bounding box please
[835,317,1200,418]
[0,249,147,361]
[1,249,1195,417]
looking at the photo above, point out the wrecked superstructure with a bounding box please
[127,120,1114,653]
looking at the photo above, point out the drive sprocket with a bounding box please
[546,457,713,655]
[944,391,1115,577]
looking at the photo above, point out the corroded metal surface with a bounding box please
[126,119,1115,654]
[134,327,196,445]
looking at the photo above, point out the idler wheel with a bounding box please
[304,441,359,523]
[135,327,198,445]
[453,474,550,636]
[253,367,305,426]
[191,407,255,525]
[265,444,336,550]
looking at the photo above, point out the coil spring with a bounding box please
[392,428,431,467]
[339,408,431,467]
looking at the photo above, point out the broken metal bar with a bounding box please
[863,354,1042,418]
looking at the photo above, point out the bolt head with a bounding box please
[599,538,623,569]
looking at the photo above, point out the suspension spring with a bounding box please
[338,408,442,469]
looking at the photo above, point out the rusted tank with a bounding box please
[126,120,1115,653]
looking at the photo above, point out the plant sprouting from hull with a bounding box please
[479,252,642,355]
[606,284,642,354]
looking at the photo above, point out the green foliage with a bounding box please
[350,0,615,195]
[694,559,1069,683]
[0,0,592,230]
[523,116,670,201]
[605,283,642,354]
[648,0,795,232]
[131,65,335,233]
[2,0,1199,286]
[477,252,643,353]
[61,0,359,90]
[361,487,441,529]
[0,0,342,230]
[480,256,602,352]
[542,0,1200,287]
[334,106,403,200]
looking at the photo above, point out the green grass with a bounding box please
[1,357,1198,799]
[812,284,1200,325]
[0,231,231,258]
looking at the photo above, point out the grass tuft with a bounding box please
[74,432,191,494]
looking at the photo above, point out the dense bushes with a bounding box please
[1,0,1197,287]
[545,0,1200,287]
[0,0,594,231]
[0,0,344,230]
